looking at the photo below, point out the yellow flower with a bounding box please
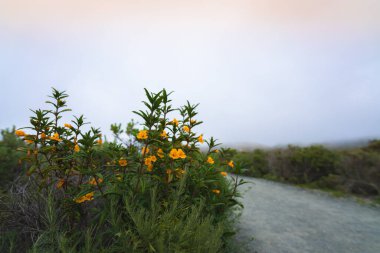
[97,139,103,145]
[137,130,148,140]
[177,149,186,159]
[88,177,103,185]
[220,171,228,177]
[169,149,186,159]
[183,125,190,133]
[144,157,152,166]
[64,123,72,129]
[171,118,179,126]
[25,139,34,144]
[147,163,154,172]
[119,159,128,167]
[142,147,150,155]
[207,156,214,164]
[198,134,204,144]
[214,149,219,153]
[74,144,80,152]
[56,179,65,189]
[212,189,220,194]
[49,133,62,142]
[157,148,165,158]
[160,130,168,139]
[150,155,157,162]
[75,192,94,203]
[228,160,234,168]
[40,132,47,139]
[15,130,26,136]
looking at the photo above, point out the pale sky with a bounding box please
[0,0,379,146]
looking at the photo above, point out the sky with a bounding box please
[0,0,379,147]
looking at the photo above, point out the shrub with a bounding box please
[1,88,243,252]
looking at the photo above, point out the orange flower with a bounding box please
[207,156,214,164]
[147,163,154,172]
[212,189,220,194]
[150,155,157,162]
[171,118,179,126]
[88,177,103,185]
[198,134,204,144]
[64,123,72,129]
[74,192,94,203]
[228,160,234,168]
[25,139,34,144]
[56,179,65,189]
[137,130,148,140]
[169,149,186,159]
[15,130,26,136]
[74,144,80,152]
[49,133,62,142]
[183,125,190,133]
[160,130,168,139]
[119,159,128,167]
[97,138,103,145]
[157,148,165,158]
[142,147,150,155]
[220,171,228,177]
[40,132,47,139]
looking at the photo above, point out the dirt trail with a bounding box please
[236,177,380,253]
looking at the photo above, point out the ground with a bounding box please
[235,177,380,253]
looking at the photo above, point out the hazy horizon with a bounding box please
[1,0,379,146]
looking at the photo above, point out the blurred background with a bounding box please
[0,0,379,147]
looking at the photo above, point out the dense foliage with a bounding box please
[0,88,244,253]
[232,143,380,197]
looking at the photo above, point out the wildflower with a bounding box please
[207,156,214,164]
[64,123,72,129]
[74,144,80,152]
[119,159,128,167]
[150,155,157,162]
[198,134,204,144]
[212,189,220,194]
[157,148,165,158]
[147,163,154,172]
[49,132,62,142]
[171,118,179,126]
[169,149,186,159]
[89,177,103,185]
[75,192,95,203]
[40,132,47,139]
[160,130,168,139]
[97,138,103,145]
[25,139,34,144]
[142,147,150,155]
[183,125,190,133]
[56,179,65,189]
[137,130,148,140]
[220,171,228,177]
[15,130,26,136]
[228,160,234,168]
[144,157,152,166]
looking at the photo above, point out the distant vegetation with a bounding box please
[0,88,244,252]
[230,141,380,199]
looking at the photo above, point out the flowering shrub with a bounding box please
[2,88,244,252]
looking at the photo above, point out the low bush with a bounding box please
[0,88,244,252]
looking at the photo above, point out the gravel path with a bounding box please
[236,177,380,253]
